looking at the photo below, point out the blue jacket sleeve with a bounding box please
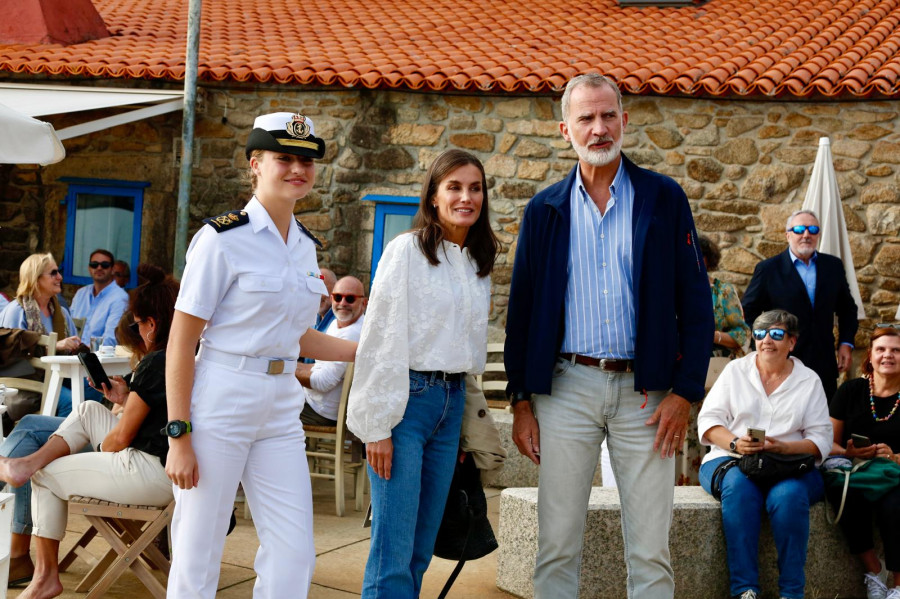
[504,202,536,396]
[670,186,714,402]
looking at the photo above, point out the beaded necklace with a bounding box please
[868,376,900,422]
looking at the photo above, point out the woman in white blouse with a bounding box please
[697,309,832,599]
[347,149,499,599]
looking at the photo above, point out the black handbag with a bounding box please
[433,451,498,598]
[738,451,816,487]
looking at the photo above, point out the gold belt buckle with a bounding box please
[266,360,285,375]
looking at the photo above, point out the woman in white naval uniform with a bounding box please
[164,112,357,599]
[347,149,499,598]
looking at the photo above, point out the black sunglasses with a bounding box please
[129,319,144,334]
[42,269,61,277]
[876,323,900,330]
[752,328,787,341]
[787,225,820,235]
[331,293,362,304]
[89,261,113,269]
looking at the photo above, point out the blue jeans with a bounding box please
[0,415,65,534]
[362,371,465,599]
[55,386,73,418]
[700,456,824,599]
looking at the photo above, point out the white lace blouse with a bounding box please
[347,232,491,443]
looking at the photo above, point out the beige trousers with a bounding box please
[31,401,173,540]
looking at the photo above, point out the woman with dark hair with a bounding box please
[0,264,177,599]
[698,236,749,358]
[347,148,500,598]
[827,326,900,599]
[698,309,832,599]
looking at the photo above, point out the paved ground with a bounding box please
[8,477,516,599]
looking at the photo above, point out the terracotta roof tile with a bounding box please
[3,0,900,98]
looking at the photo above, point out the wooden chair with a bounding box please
[476,341,508,410]
[72,317,86,338]
[303,363,366,516]
[0,332,58,426]
[60,496,174,599]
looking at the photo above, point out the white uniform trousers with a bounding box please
[167,359,315,599]
[31,401,173,541]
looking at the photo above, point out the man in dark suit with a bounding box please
[742,209,858,399]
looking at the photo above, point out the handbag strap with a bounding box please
[437,503,474,599]
[710,458,739,501]
[825,460,870,525]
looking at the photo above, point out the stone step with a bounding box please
[497,486,870,599]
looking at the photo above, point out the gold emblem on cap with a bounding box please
[285,114,311,139]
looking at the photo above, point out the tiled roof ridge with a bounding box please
[2,0,900,98]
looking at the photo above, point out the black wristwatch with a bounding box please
[508,391,532,407]
[162,420,192,438]
[729,436,739,452]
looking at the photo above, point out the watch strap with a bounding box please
[508,391,532,406]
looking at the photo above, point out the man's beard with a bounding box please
[571,135,623,167]
[333,309,356,323]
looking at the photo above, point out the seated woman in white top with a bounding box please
[347,149,499,599]
[697,309,832,599]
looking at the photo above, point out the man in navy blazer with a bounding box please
[504,74,713,599]
[742,210,858,399]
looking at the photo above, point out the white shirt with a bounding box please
[347,233,491,443]
[175,196,327,359]
[304,315,364,421]
[697,352,833,465]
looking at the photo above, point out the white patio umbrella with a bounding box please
[801,137,865,319]
[0,101,65,165]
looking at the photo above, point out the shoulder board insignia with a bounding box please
[295,217,323,248]
[203,211,250,233]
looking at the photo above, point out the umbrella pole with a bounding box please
[174,0,202,279]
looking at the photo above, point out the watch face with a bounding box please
[167,422,182,437]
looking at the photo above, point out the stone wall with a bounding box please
[1,86,898,350]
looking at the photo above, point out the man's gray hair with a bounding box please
[560,73,623,122]
[785,209,819,230]
[752,309,800,338]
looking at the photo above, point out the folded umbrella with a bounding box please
[0,101,65,165]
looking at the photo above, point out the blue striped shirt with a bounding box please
[561,162,635,359]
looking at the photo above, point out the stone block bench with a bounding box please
[497,486,871,599]
[489,411,603,488]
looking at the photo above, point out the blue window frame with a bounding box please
[367,194,419,281]
[59,177,148,288]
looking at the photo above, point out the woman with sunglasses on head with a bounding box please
[0,263,177,599]
[347,148,499,599]
[164,112,357,599]
[697,309,832,599]
[1,253,82,419]
[826,326,900,599]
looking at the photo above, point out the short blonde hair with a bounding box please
[17,253,55,300]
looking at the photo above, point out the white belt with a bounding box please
[197,346,297,375]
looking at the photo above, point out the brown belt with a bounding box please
[560,353,634,372]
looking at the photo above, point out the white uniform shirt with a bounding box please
[347,232,491,443]
[175,196,327,359]
[697,352,833,465]
[304,315,364,421]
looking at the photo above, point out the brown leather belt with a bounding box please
[560,353,634,372]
